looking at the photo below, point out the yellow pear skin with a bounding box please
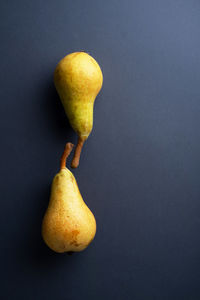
[54,52,103,168]
[42,143,96,253]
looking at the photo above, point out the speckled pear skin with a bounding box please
[54,52,103,140]
[42,168,96,253]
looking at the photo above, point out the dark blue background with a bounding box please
[1,0,200,299]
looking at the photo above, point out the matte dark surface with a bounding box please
[1,0,200,299]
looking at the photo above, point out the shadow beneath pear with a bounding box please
[25,184,78,269]
[42,76,75,143]
[19,185,80,274]
[23,77,80,269]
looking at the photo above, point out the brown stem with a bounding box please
[71,137,85,168]
[60,143,74,170]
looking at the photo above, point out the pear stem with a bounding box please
[71,137,85,168]
[60,143,74,170]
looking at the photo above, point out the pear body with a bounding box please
[42,168,96,253]
[54,52,103,141]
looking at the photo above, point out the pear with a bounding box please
[54,52,103,168]
[42,143,96,253]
